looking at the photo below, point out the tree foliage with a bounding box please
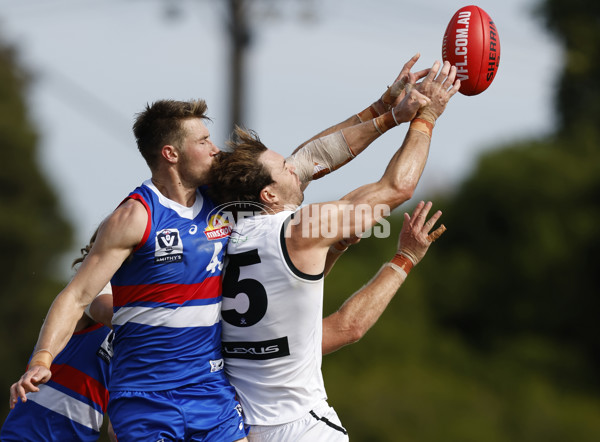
[0,39,73,420]
[322,0,600,439]
[537,0,600,135]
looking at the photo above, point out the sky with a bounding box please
[0,0,561,270]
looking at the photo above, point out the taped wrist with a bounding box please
[287,131,354,183]
[356,103,380,122]
[385,253,414,279]
[29,349,54,370]
[398,248,419,266]
[373,110,400,135]
[409,118,434,139]
[415,106,438,125]
[357,79,407,122]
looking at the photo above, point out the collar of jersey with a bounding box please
[143,179,204,220]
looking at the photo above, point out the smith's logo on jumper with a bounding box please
[222,337,290,360]
[155,228,183,263]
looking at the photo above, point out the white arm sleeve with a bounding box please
[286,131,354,184]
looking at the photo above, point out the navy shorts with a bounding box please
[108,382,248,442]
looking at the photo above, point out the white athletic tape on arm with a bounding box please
[287,132,354,184]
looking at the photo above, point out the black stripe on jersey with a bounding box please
[280,213,324,281]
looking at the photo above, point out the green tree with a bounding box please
[0,39,73,420]
[323,0,600,439]
[420,0,600,379]
[539,0,600,135]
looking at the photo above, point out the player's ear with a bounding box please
[162,145,179,163]
[260,185,277,206]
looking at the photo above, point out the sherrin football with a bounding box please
[442,5,500,96]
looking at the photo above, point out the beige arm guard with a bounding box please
[287,131,354,184]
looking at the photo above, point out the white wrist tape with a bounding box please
[287,131,354,184]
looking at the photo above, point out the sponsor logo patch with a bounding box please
[204,214,232,240]
[154,228,183,264]
[97,330,114,364]
[222,337,290,360]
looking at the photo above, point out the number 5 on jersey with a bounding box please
[221,249,268,327]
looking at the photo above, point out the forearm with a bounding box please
[32,291,87,367]
[290,114,402,185]
[322,264,405,355]
[344,124,432,211]
[292,114,361,155]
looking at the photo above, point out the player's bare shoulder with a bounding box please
[99,198,149,251]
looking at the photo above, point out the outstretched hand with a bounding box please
[9,365,52,409]
[381,53,431,108]
[414,60,461,123]
[397,201,445,266]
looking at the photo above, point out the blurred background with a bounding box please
[1,0,599,440]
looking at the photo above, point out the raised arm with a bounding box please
[322,201,445,355]
[292,53,430,153]
[288,54,432,188]
[285,61,458,276]
[9,199,146,409]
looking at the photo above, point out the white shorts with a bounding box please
[247,400,348,442]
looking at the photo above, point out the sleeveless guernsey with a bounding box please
[110,180,231,391]
[221,210,327,426]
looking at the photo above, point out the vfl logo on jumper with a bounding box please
[222,337,290,360]
[204,214,232,241]
[154,228,183,263]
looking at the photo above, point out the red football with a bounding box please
[442,5,500,96]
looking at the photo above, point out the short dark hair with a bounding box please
[207,126,274,208]
[132,99,209,170]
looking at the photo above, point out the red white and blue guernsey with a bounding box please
[1,324,113,442]
[110,179,233,392]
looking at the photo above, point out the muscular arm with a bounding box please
[323,265,404,355]
[322,201,444,355]
[9,199,147,408]
[286,61,458,276]
[288,55,431,188]
[291,53,427,155]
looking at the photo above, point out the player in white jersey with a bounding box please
[209,59,459,440]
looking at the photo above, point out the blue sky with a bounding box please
[0,0,560,270]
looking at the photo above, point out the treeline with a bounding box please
[322,0,600,440]
[1,0,599,440]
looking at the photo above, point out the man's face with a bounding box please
[177,119,219,186]
[260,149,304,209]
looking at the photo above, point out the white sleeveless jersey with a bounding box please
[221,210,326,426]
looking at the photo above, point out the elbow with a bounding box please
[344,321,369,345]
[378,176,416,208]
[386,182,414,208]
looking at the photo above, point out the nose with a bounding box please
[211,141,220,154]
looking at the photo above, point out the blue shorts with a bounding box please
[108,383,248,442]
